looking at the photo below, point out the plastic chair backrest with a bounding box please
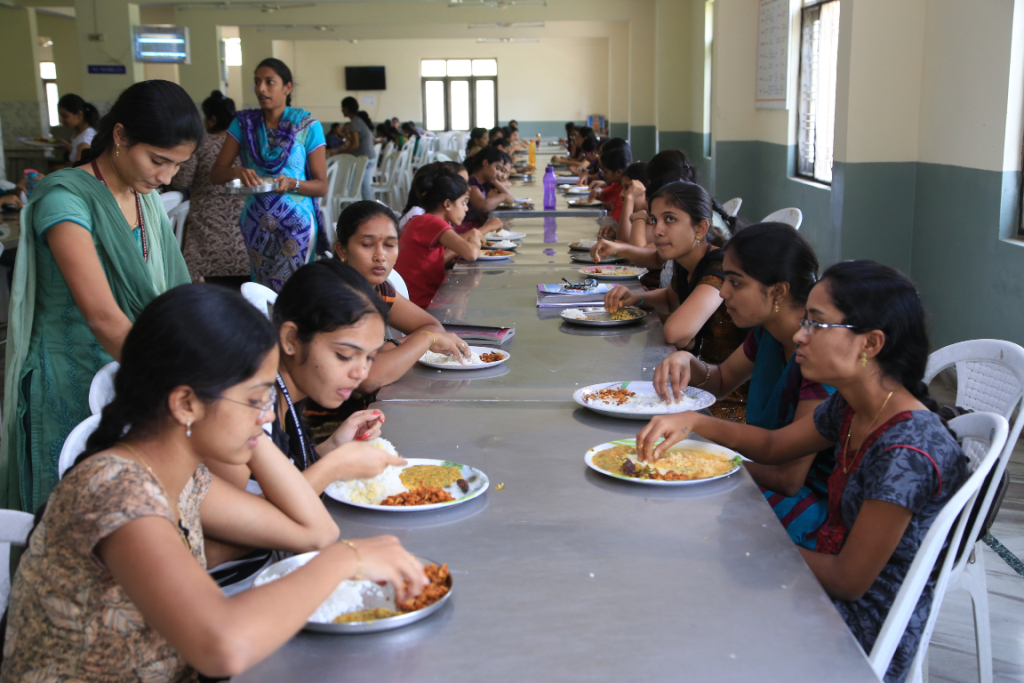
[867,411,1008,679]
[88,361,119,415]
[57,414,102,480]
[0,510,35,614]
[240,282,278,320]
[387,268,410,300]
[160,190,183,213]
[434,152,452,162]
[168,201,190,248]
[762,207,802,229]
[722,197,742,217]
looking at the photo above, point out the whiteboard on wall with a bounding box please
[756,0,790,109]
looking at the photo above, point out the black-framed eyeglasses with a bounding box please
[215,386,277,421]
[799,318,858,334]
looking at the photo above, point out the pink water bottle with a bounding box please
[543,166,557,210]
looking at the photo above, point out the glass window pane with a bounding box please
[475,79,495,129]
[224,37,242,67]
[45,82,59,127]
[424,80,446,131]
[450,80,470,131]
[472,59,497,76]
[40,61,56,80]
[447,59,471,77]
[421,59,446,77]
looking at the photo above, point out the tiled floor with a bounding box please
[1,325,1021,680]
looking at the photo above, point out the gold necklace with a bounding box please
[116,442,192,552]
[841,390,895,473]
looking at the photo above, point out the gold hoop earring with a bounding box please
[186,421,192,438]
[860,351,868,367]
[774,300,780,314]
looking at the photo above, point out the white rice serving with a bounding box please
[422,350,501,366]
[491,228,514,238]
[584,392,701,414]
[326,464,406,504]
[254,560,385,623]
[562,309,590,320]
[487,239,517,248]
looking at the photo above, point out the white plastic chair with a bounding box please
[912,339,1024,683]
[434,152,452,163]
[0,510,35,614]
[385,269,410,339]
[762,207,803,230]
[241,282,277,320]
[722,197,742,217]
[88,361,119,415]
[329,156,370,243]
[160,190,183,213]
[168,200,190,248]
[57,414,102,480]
[321,156,342,232]
[868,411,1008,682]
[322,155,354,242]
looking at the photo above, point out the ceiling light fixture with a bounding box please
[468,21,545,29]
[449,0,547,9]
[476,37,540,43]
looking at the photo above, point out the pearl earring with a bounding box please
[186,421,192,438]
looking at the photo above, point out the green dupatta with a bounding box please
[0,168,190,510]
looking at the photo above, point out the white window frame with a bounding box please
[420,59,498,132]
[796,0,840,184]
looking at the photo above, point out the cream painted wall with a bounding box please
[73,0,144,107]
[37,12,84,101]
[711,0,757,141]
[274,38,609,129]
[655,0,692,132]
[917,0,1020,171]
[608,21,630,126]
[628,0,656,126]
[0,8,44,105]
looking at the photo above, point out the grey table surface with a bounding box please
[234,401,879,683]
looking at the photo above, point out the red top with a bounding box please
[395,213,453,308]
[600,182,623,224]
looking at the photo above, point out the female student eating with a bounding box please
[653,223,835,547]
[462,146,515,233]
[1,284,426,681]
[637,261,968,683]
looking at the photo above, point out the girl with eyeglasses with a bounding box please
[651,223,836,548]
[1,284,425,682]
[636,260,968,683]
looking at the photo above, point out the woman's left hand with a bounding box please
[328,409,386,449]
[430,332,472,365]
[273,176,298,194]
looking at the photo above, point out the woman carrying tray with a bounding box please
[211,58,327,292]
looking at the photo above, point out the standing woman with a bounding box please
[0,80,195,514]
[211,58,328,292]
[170,90,250,284]
[56,94,100,165]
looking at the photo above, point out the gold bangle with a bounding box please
[339,539,362,580]
[420,330,437,349]
[630,216,647,223]
[694,358,711,388]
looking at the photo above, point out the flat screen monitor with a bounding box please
[345,66,386,91]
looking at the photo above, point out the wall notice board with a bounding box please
[756,0,790,109]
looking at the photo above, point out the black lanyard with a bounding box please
[276,374,315,470]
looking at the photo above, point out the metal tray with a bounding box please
[253,552,453,634]
[561,306,646,326]
[225,178,278,195]
[509,174,534,181]
[570,253,625,264]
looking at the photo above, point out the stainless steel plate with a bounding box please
[225,178,278,194]
[561,306,646,326]
[570,253,625,264]
[568,240,597,251]
[253,552,453,634]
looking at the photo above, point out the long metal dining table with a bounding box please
[234,177,881,683]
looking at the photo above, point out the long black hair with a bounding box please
[649,181,726,247]
[419,172,469,212]
[724,222,818,305]
[466,145,505,175]
[336,200,398,247]
[201,90,236,133]
[646,149,698,196]
[272,260,389,351]
[79,285,278,463]
[57,93,99,128]
[79,80,204,167]
[599,145,632,173]
[404,161,445,214]
[257,57,294,107]
[623,161,648,186]
[468,127,487,152]
[820,260,939,412]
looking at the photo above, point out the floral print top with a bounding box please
[1,454,210,683]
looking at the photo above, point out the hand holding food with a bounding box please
[636,413,699,462]
[589,238,620,264]
[340,536,428,604]
[332,409,385,446]
[603,284,640,314]
[326,440,408,481]
[481,217,505,235]
[235,167,266,188]
[428,331,472,365]
[653,351,696,403]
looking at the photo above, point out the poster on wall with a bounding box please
[756,0,790,109]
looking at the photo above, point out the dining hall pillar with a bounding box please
[0,6,48,165]
[73,0,145,115]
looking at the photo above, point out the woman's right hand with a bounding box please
[604,285,640,314]
[481,217,504,235]
[324,440,407,481]
[342,536,428,603]
[428,331,472,364]
[653,351,696,403]
[589,238,620,263]
[235,167,265,188]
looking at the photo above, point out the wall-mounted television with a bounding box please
[133,25,191,64]
[345,66,386,91]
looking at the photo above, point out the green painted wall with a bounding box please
[610,121,628,139]
[658,130,712,192]
[628,124,657,162]
[832,161,917,273]
[502,120,585,139]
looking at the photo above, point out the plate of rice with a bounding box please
[585,438,742,486]
[490,229,527,240]
[573,381,716,420]
[252,551,453,633]
[577,266,648,280]
[325,454,489,513]
[418,345,510,370]
[561,307,646,326]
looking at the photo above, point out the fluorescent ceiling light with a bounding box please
[468,22,545,29]
[450,0,547,8]
[476,37,540,43]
